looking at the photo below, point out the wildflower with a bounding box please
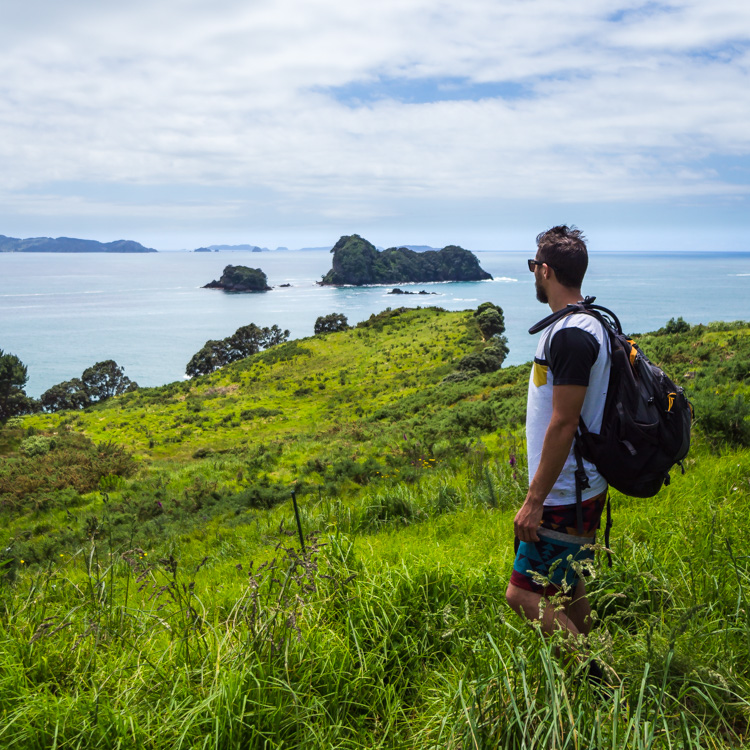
[509,453,517,468]
[20,560,25,564]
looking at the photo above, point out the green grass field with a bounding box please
[1,307,749,748]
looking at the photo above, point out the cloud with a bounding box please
[0,0,748,241]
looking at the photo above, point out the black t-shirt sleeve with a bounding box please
[549,327,600,386]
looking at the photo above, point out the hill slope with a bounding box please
[0,311,749,747]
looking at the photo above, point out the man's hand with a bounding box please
[514,496,544,542]
[517,384,588,544]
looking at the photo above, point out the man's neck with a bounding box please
[547,286,583,313]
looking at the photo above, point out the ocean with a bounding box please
[2,250,749,398]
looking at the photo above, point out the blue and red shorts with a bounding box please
[510,491,606,597]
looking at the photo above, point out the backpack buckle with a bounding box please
[574,467,590,490]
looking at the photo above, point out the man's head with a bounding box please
[532,225,588,304]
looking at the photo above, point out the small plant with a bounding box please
[19,435,55,457]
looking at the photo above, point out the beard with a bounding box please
[535,279,548,304]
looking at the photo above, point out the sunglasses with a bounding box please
[527,259,558,273]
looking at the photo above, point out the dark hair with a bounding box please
[535,225,588,288]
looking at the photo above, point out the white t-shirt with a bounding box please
[526,312,610,506]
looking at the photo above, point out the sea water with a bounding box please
[1,250,749,397]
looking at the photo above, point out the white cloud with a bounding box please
[0,0,748,240]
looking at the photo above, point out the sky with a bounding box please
[1,0,749,252]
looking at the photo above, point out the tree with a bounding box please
[40,378,90,412]
[40,360,137,412]
[458,342,508,374]
[314,313,350,335]
[663,316,691,335]
[260,324,290,348]
[81,360,137,402]
[474,302,506,340]
[185,323,290,377]
[0,350,37,421]
[186,340,231,378]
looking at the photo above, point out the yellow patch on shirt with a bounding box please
[532,361,548,387]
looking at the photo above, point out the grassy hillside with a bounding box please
[1,308,749,748]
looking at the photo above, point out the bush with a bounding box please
[186,323,290,376]
[19,435,55,457]
[0,433,137,515]
[40,361,137,412]
[314,313,350,335]
[662,316,691,334]
[458,342,508,374]
[474,302,507,340]
[692,392,750,446]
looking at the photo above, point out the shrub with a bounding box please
[474,302,507,340]
[458,342,508,374]
[0,433,137,515]
[186,323,290,376]
[19,435,55,457]
[314,313,350,335]
[663,316,691,334]
[692,392,750,446]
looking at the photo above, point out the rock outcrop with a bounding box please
[203,265,271,292]
[319,235,492,286]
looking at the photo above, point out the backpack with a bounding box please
[530,297,693,551]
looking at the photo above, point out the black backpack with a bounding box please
[530,297,693,548]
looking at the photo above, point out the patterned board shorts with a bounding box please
[510,491,607,597]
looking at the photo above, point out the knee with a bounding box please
[505,582,522,611]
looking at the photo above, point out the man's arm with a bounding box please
[514,384,587,542]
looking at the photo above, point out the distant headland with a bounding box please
[319,234,492,286]
[194,244,272,252]
[0,235,157,253]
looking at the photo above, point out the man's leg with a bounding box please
[564,579,593,635]
[505,582,582,636]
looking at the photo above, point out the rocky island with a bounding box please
[319,234,492,286]
[0,234,156,253]
[203,265,271,292]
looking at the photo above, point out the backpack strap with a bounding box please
[603,491,613,568]
[529,295,623,337]
[532,296,617,566]
[573,442,589,535]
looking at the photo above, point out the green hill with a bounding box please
[1,309,749,748]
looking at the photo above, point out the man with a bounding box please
[505,225,610,650]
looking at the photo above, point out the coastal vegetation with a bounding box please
[40,360,138,412]
[203,265,272,292]
[313,313,350,334]
[320,234,493,285]
[0,349,36,420]
[186,323,290,377]
[0,307,749,748]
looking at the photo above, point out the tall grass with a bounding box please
[0,442,748,748]
[2,315,750,747]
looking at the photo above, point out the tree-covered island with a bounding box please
[319,234,492,285]
[203,265,271,292]
[0,235,156,252]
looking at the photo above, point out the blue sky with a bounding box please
[0,0,749,251]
